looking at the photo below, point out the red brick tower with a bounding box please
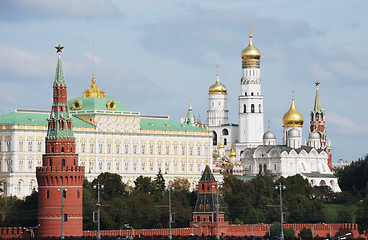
[192,165,224,223]
[36,45,85,238]
[309,82,332,170]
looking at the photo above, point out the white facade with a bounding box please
[238,67,264,148]
[241,145,341,192]
[207,93,228,127]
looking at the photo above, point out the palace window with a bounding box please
[149,162,154,172]
[81,143,86,153]
[99,143,103,154]
[107,161,111,171]
[28,160,33,171]
[141,162,145,171]
[166,145,170,155]
[37,141,42,152]
[6,141,11,152]
[124,144,129,154]
[173,145,178,155]
[90,143,94,153]
[116,162,120,171]
[197,146,201,156]
[133,144,137,155]
[116,143,120,154]
[141,144,146,155]
[19,141,24,152]
[158,144,162,155]
[189,146,193,156]
[181,144,186,155]
[107,143,112,154]
[149,144,154,155]
[251,104,255,113]
[98,161,103,171]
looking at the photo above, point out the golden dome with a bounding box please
[217,143,225,149]
[209,66,227,94]
[83,75,106,98]
[241,34,261,61]
[282,98,304,127]
[229,147,236,158]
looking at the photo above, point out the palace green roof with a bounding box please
[0,111,208,132]
[141,118,209,132]
[0,111,95,128]
[68,97,128,112]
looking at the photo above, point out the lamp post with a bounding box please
[93,182,104,240]
[275,183,286,240]
[193,223,203,235]
[57,187,67,240]
[322,223,332,239]
[168,183,173,240]
[123,224,134,237]
[212,183,221,240]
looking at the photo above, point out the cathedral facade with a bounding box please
[205,29,339,191]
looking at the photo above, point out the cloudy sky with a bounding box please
[0,0,367,162]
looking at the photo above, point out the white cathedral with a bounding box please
[183,29,340,192]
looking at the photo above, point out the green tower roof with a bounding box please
[199,165,216,182]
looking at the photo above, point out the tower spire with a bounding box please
[314,81,322,112]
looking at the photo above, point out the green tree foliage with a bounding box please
[298,227,313,240]
[155,169,166,192]
[356,195,368,234]
[284,227,296,240]
[337,155,368,198]
[337,206,353,223]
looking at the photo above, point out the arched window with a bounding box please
[245,92,247,96]
[264,164,267,171]
[62,159,65,167]
[52,147,54,153]
[259,164,262,174]
[197,216,201,222]
[49,159,52,166]
[213,131,217,146]
[224,138,227,145]
[61,147,64,153]
[251,92,254,96]
[259,104,261,113]
[222,129,229,135]
[243,104,246,113]
[251,104,255,113]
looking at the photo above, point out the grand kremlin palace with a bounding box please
[0,67,213,198]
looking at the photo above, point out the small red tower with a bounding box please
[310,82,332,170]
[36,45,85,238]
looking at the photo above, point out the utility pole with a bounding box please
[168,183,172,240]
[275,183,285,240]
[57,187,67,240]
[93,182,104,240]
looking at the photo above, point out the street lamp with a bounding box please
[168,183,173,240]
[212,183,221,240]
[275,183,286,240]
[57,187,67,240]
[192,223,203,235]
[93,182,104,240]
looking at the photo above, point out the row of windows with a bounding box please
[81,160,203,174]
[18,141,42,152]
[79,142,209,156]
[243,104,262,113]
[1,180,36,196]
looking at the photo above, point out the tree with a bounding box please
[356,195,368,234]
[155,169,166,192]
[171,177,190,191]
[337,206,353,223]
[284,227,296,240]
[298,227,313,240]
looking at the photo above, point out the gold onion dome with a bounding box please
[83,75,106,97]
[209,66,227,94]
[241,34,261,61]
[229,148,236,158]
[282,98,304,127]
[217,142,225,149]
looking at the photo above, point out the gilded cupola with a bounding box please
[83,75,106,97]
[209,65,227,94]
[229,144,236,158]
[282,98,304,127]
[241,34,261,61]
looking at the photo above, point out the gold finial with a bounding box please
[292,90,295,100]
[216,65,219,76]
[55,44,64,54]
[93,42,95,78]
[268,120,270,131]
[248,23,254,36]
[189,98,192,108]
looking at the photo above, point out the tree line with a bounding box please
[1,154,368,235]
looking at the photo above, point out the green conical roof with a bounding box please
[199,165,216,182]
[313,86,321,112]
[53,54,66,86]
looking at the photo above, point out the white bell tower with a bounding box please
[238,24,264,148]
